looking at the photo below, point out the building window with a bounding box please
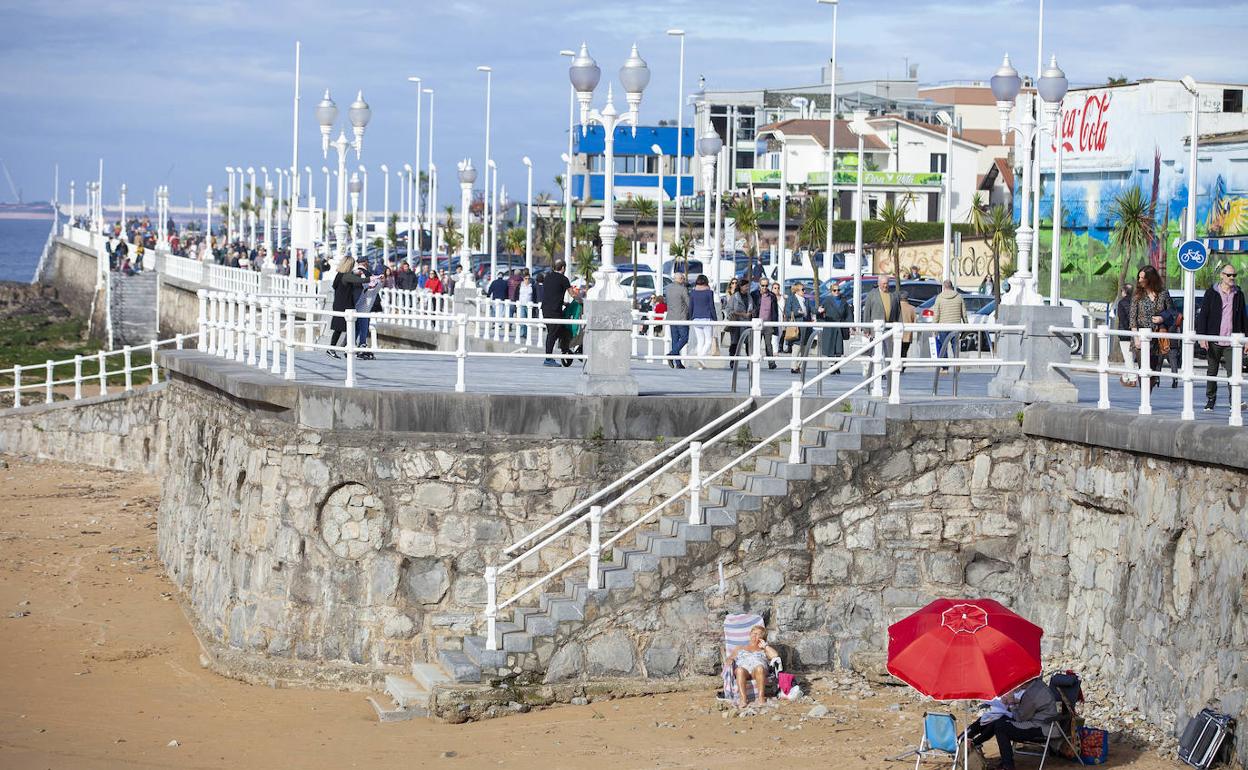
[588,155,604,173]
[1224,89,1244,113]
[930,153,947,173]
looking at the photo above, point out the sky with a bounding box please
[1,0,1246,211]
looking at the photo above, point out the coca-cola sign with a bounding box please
[1054,91,1112,153]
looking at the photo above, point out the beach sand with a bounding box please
[0,457,1174,769]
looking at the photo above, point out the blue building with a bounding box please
[570,125,695,203]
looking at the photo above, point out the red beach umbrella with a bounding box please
[886,598,1043,701]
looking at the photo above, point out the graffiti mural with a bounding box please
[1025,81,1248,294]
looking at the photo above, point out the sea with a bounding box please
[0,218,56,283]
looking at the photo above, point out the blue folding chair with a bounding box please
[911,712,960,770]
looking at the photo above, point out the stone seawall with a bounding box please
[41,238,107,344]
[0,385,167,475]
[157,276,202,339]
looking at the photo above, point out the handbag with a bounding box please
[776,672,795,695]
[1076,726,1110,765]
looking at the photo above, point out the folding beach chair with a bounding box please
[1014,672,1087,769]
[719,612,782,705]
[893,712,960,769]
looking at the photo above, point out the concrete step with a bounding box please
[518,609,558,636]
[657,515,714,541]
[732,471,788,497]
[753,455,813,481]
[438,650,481,683]
[463,635,507,669]
[384,674,431,710]
[410,662,450,691]
[598,564,634,590]
[544,597,586,622]
[614,546,660,572]
[700,506,739,527]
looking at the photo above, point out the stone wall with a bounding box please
[0,384,167,475]
[41,238,107,344]
[158,276,203,339]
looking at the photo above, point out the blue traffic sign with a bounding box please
[1177,239,1208,272]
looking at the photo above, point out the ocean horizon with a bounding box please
[0,218,55,283]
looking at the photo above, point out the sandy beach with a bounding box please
[0,457,1175,769]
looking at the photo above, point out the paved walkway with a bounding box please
[283,349,1243,426]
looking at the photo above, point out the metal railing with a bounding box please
[1050,325,1246,427]
[467,296,544,345]
[2,334,198,409]
[479,321,1024,650]
[379,287,457,333]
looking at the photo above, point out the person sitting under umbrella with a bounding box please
[981,676,1060,770]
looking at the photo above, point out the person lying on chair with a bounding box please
[986,677,1060,770]
[725,624,780,708]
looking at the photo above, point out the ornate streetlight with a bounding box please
[989,53,1067,305]
[316,88,371,260]
[349,172,363,259]
[457,160,478,288]
[696,127,723,265]
[568,41,650,300]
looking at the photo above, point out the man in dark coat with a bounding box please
[1196,264,1248,411]
[541,261,572,367]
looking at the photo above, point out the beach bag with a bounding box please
[777,672,795,695]
[1076,726,1110,765]
[1179,708,1236,769]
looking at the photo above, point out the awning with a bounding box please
[1204,238,1248,253]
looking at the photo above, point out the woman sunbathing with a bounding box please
[725,624,780,708]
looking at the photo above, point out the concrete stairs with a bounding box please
[430,406,893,688]
[109,271,158,347]
[367,663,450,721]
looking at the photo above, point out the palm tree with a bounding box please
[1109,186,1156,292]
[469,222,484,253]
[573,242,596,284]
[876,199,910,289]
[504,227,525,257]
[966,192,989,235]
[729,197,760,279]
[983,205,1016,306]
[630,198,658,306]
[799,194,829,294]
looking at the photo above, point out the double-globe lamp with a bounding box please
[316,88,371,260]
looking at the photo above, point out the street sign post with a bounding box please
[1178,239,1208,272]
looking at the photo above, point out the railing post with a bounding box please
[149,340,159,384]
[123,345,133,392]
[175,333,185,350]
[688,442,703,525]
[788,383,803,465]
[73,355,82,401]
[257,300,269,370]
[889,324,904,405]
[246,296,257,366]
[97,351,107,395]
[222,294,234,359]
[750,317,763,398]
[1181,325,1196,421]
[44,360,53,404]
[270,302,284,375]
[234,295,246,363]
[455,313,468,393]
[1231,334,1244,428]
[1096,325,1110,409]
[283,300,296,380]
[871,320,886,397]
[588,505,604,590]
[1138,329,1152,415]
[344,309,357,388]
[196,289,208,351]
[11,366,20,408]
[484,565,498,651]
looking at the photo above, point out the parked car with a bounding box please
[622,273,672,294]
[900,280,944,307]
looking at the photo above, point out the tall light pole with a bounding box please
[264,180,274,261]
[457,160,477,287]
[429,163,439,257]
[777,133,789,287]
[316,88,372,260]
[224,166,234,244]
[1031,0,1046,284]
[523,156,534,274]
[321,166,331,246]
[666,29,686,240]
[488,159,498,277]
[407,76,424,249]
[560,49,577,265]
[1180,75,1201,421]
[350,172,362,259]
[425,86,436,258]
[119,184,127,238]
[936,111,956,281]
[205,185,213,257]
[652,143,664,263]
[818,0,839,263]
[989,53,1067,306]
[697,128,723,265]
[248,166,257,250]
[381,164,390,262]
[1050,104,1066,304]
[569,42,651,300]
[849,110,873,322]
[478,65,493,254]
[359,164,369,257]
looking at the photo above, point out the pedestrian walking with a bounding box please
[1196,263,1248,411]
[757,277,779,369]
[1115,282,1135,385]
[541,260,573,367]
[863,276,901,384]
[899,292,917,359]
[725,279,757,372]
[783,283,814,373]
[689,274,720,369]
[328,256,365,358]
[664,272,691,369]
[1128,265,1174,391]
[817,281,850,365]
[932,280,967,361]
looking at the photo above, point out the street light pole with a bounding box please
[1180,75,1201,421]
[119,184,127,238]
[990,54,1067,306]
[523,156,534,274]
[697,130,722,267]
[429,163,439,258]
[818,0,839,262]
[247,166,257,250]
[457,160,477,287]
[560,49,577,265]
[322,166,331,246]
[937,111,956,281]
[652,143,664,263]
[1050,106,1065,304]
[488,158,498,277]
[425,87,435,259]
[205,186,213,257]
[569,43,651,300]
[317,89,371,261]
[360,164,369,258]
[381,164,390,263]
[407,77,423,249]
[778,134,788,288]
[850,111,871,323]
[666,29,686,240]
[264,180,274,261]
[478,66,493,254]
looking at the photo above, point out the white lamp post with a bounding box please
[936,111,957,281]
[359,164,369,257]
[264,180,274,262]
[1050,105,1066,304]
[457,160,477,288]
[429,162,439,258]
[478,65,493,254]
[652,143,664,262]
[818,0,839,260]
[247,166,257,250]
[205,185,213,256]
[407,76,424,246]
[321,166,331,246]
[119,184,127,238]
[350,172,362,259]
[560,49,577,264]
[523,156,534,274]
[69,181,75,228]
[316,88,371,260]
[666,29,686,239]
[696,128,723,265]
[381,164,390,263]
[777,133,789,287]
[569,42,651,300]
[849,109,873,323]
[989,53,1067,305]
[1179,74,1201,421]
[488,159,498,277]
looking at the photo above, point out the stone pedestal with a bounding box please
[452,286,478,318]
[579,299,639,396]
[988,304,1079,404]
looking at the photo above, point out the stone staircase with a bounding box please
[378,405,895,710]
[109,271,158,347]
